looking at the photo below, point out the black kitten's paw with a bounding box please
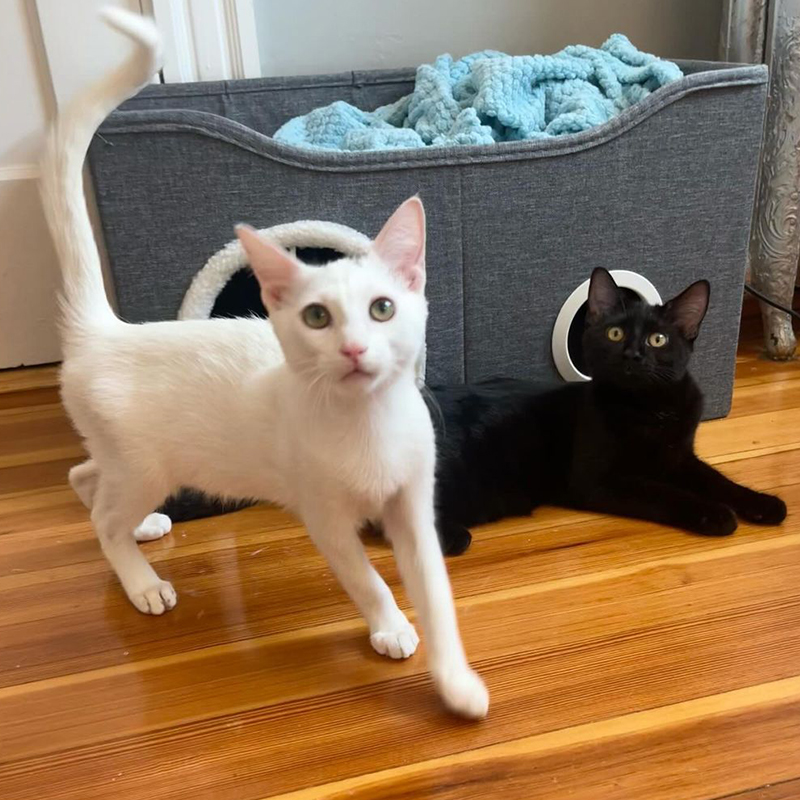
[439,522,472,556]
[693,504,738,537]
[737,492,787,526]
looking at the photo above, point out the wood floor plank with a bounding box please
[708,447,800,490]
[266,682,800,800]
[0,387,60,411]
[715,782,800,800]
[0,406,78,454]
[0,456,84,497]
[696,407,800,462]
[0,364,59,394]
[727,376,800,418]
[734,327,800,388]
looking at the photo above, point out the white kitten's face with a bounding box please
[271,256,426,395]
[237,196,428,398]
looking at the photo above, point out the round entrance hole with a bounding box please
[209,246,343,319]
[552,270,662,382]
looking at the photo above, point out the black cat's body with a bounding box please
[432,373,724,555]
[160,270,786,554]
[428,380,578,551]
[430,269,785,553]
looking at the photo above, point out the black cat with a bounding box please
[159,269,786,554]
[429,268,786,553]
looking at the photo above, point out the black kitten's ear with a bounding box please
[664,280,710,341]
[586,268,622,322]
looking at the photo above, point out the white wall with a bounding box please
[255,0,722,77]
[0,0,59,368]
[0,0,141,369]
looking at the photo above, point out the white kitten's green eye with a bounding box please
[648,332,668,348]
[606,326,625,342]
[370,297,395,322]
[302,303,331,329]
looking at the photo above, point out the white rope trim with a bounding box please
[179,219,426,384]
[179,220,372,320]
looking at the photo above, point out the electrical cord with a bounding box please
[744,283,800,322]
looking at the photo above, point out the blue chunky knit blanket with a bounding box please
[274,35,682,152]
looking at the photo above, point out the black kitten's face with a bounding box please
[581,269,710,389]
[582,297,693,387]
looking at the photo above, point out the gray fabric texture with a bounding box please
[89,60,767,417]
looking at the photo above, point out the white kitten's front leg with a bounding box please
[303,505,418,659]
[383,475,489,719]
[91,479,177,615]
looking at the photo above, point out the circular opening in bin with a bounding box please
[209,247,343,319]
[552,270,662,382]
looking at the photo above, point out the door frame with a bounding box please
[146,0,260,83]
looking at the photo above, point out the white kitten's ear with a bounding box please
[372,196,426,293]
[236,224,301,308]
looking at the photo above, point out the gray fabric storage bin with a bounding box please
[88,60,767,418]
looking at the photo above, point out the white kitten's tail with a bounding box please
[39,8,161,337]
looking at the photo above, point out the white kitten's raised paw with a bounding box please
[370,624,420,659]
[127,579,177,615]
[133,513,172,542]
[435,667,489,719]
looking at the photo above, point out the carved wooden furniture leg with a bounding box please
[720,0,800,359]
[751,0,800,358]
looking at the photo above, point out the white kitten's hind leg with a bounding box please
[304,507,418,659]
[91,474,176,615]
[133,513,172,541]
[70,459,172,543]
[69,459,99,508]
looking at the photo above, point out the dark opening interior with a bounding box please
[210,247,344,319]
[566,287,642,376]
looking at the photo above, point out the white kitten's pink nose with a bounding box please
[340,344,367,363]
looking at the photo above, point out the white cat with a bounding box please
[39,8,488,719]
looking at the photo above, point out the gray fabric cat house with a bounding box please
[88,59,768,418]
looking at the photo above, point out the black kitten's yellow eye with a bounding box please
[370,297,395,322]
[606,326,625,342]
[648,332,668,348]
[302,303,331,329]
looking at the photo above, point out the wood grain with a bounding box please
[265,685,800,800]
[717,782,800,800]
[0,330,798,800]
[0,364,59,394]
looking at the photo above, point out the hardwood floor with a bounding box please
[0,320,798,800]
